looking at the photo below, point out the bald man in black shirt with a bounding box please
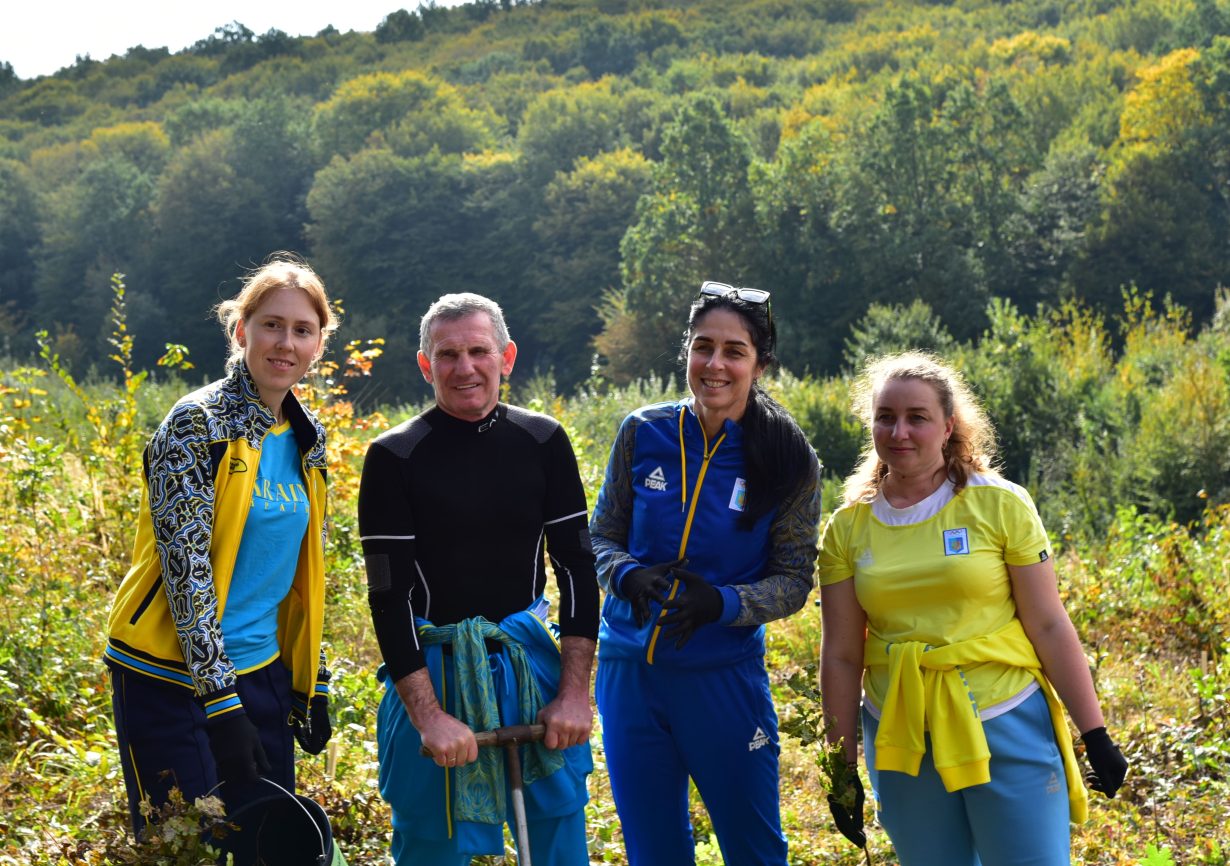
[359,292,599,865]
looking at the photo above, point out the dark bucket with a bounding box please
[219,779,346,866]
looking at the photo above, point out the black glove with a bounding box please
[621,559,683,627]
[658,567,722,649]
[828,766,866,848]
[207,712,271,786]
[1082,726,1128,798]
[293,695,332,755]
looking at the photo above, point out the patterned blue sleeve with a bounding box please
[146,401,237,704]
[589,414,641,595]
[729,453,821,627]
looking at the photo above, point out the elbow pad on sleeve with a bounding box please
[364,553,393,593]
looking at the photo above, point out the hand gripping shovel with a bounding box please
[421,722,547,865]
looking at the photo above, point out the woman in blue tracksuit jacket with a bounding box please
[590,282,822,866]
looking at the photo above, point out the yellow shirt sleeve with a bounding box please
[999,481,1051,566]
[817,506,854,586]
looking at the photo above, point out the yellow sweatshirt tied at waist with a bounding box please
[865,617,1089,822]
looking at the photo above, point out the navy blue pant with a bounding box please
[110,661,295,837]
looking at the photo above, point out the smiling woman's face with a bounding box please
[236,287,322,413]
[871,376,954,479]
[686,307,765,438]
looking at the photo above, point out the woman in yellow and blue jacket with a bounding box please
[104,256,337,836]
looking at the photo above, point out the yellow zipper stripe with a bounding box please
[678,408,687,513]
[646,411,726,664]
[442,667,453,839]
[119,676,148,813]
[677,435,723,558]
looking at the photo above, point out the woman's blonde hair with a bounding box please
[216,253,339,371]
[844,351,998,504]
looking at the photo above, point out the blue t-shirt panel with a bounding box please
[221,423,309,671]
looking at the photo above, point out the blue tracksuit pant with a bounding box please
[596,655,787,866]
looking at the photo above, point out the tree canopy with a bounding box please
[0,0,1227,400]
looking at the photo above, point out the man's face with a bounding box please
[418,312,517,421]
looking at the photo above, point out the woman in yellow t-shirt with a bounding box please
[817,352,1127,865]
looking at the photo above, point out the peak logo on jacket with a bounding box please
[644,466,668,492]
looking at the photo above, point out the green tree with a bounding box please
[6,77,89,125]
[516,82,627,187]
[376,9,426,43]
[147,100,316,372]
[957,299,1117,513]
[86,121,171,178]
[751,117,855,373]
[384,97,500,158]
[526,148,652,390]
[0,158,39,347]
[1000,143,1103,312]
[163,97,245,147]
[33,155,156,365]
[1073,47,1227,320]
[0,61,17,97]
[842,299,956,371]
[306,147,474,399]
[611,94,758,378]
[830,76,992,341]
[1074,148,1223,320]
[313,70,488,159]
[575,14,685,78]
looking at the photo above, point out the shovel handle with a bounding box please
[420,723,547,757]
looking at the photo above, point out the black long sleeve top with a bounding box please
[358,403,599,679]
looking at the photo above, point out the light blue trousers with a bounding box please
[864,688,1072,866]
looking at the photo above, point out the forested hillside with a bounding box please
[2,0,1228,400]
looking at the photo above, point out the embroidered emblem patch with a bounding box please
[943,527,970,556]
[728,477,747,512]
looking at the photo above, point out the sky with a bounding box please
[1,0,461,80]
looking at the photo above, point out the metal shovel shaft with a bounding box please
[419,723,547,865]
[504,740,532,866]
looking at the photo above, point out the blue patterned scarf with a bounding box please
[419,617,565,825]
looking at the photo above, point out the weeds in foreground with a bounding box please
[2,276,1230,862]
[780,666,873,866]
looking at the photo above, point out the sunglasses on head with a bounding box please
[698,281,775,343]
[698,281,771,305]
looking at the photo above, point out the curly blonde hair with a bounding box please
[844,351,998,505]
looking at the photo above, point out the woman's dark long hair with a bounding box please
[681,293,818,529]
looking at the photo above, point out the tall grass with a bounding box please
[0,281,1227,863]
